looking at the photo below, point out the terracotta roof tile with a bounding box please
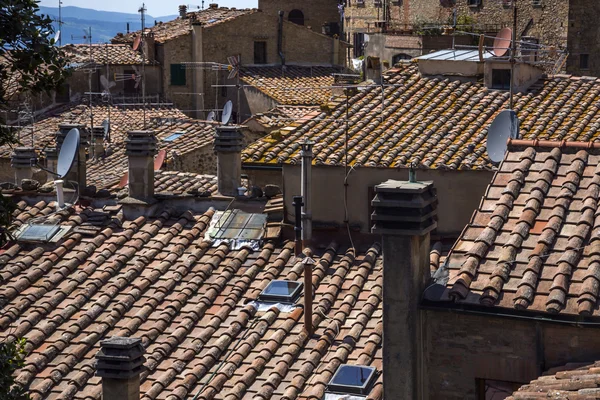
[62,44,156,66]
[241,66,340,106]
[249,106,320,129]
[440,144,600,316]
[0,202,384,399]
[243,65,600,170]
[112,8,258,44]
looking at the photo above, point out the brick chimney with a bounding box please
[56,123,88,189]
[96,337,145,400]
[44,147,58,176]
[91,126,105,158]
[214,126,243,196]
[371,175,437,399]
[10,147,37,186]
[125,130,157,200]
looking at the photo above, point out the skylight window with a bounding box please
[16,224,60,242]
[205,209,266,250]
[207,18,219,23]
[258,280,303,303]
[327,365,377,395]
[163,132,185,142]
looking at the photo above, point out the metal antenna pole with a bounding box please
[509,0,517,110]
[88,27,94,130]
[58,0,63,46]
[140,3,147,128]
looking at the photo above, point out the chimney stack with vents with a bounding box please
[365,56,382,85]
[92,126,105,158]
[56,123,88,189]
[125,130,157,200]
[214,126,243,196]
[301,140,313,245]
[371,176,437,400]
[44,147,58,176]
[96,337,145,400]
[11,147,37,186]
[179,5,187,18]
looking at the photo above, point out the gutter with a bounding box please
[242,163,283,170]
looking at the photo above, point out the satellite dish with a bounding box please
[439,0,456,7]
[56,128,80,178]
[486,110,519,163]
[53,31,61,43]
[207,111,216,122]
[154,149,166,171]
[101,119,110,135]
[221,101,233,125]
[133,36,141,51]
[493,28,512,57]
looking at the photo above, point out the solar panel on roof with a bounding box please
[258,280,303,303]
[17,224,61,242]
[327,365,377,395]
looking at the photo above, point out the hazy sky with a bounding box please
[39,0,258,17]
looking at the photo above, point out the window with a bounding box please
[16,224,60,242]
[491,69,511,90]
[476,379,524,400]
[55,83,70,103]
[392,53,412,64]
[353,33,365,58]
[254,41,267,64]
[221,84,228,97]
[468,0,481,6]
[580,54,590,70]
[206,209,267,250]
[163,132,185,142]
[327,365,378,395]
[170,64,186,86]
[532,0,542,7]
[258,280,303,303]
[288,9,304,25]
[124,69,137,93]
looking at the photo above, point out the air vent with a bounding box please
[327,364,377,395]
[258,280,303,303]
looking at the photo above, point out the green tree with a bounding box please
[0,0,69,146]
[0,338,30,400]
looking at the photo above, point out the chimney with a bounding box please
[371,175,437,400]
[303,256,315,336]
[56,123,88,189]
[209,3,219,9]
[44,147,58,176]
[125,130,157,200]
[10,147,37,186]
[96,337,145,400]
[365,56,382,84]
[91,126,105,158]
[300,140,313,244]
[293,195,303,255]
[214,126,243,196]
[179,4,187,18]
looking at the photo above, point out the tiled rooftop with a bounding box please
[508,361,600,399]
[111,170,217,196]
[112,8,258,44]
[62,44,157,66]
[438,142,600,317]
[248,106,320,130]
[241,66,340,106]
[0,200,383,400]
[242,65,600,169]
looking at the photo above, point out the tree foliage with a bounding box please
[0,338,30,400]
[0,0,69,146]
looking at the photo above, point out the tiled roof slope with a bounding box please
[250,106,320,129]
[242,65,600,169]
[241,66,339,106]
[112,8,258,44]
[0,201,383,400]
[62,44,156,66]
[441,142,600,317]
[108,170,217,196]
[508,361,600,399]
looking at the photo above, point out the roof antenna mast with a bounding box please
[139,3,147,128]
[509,0,517,110]
[58,0,63,46]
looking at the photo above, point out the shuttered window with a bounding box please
[170,64,186,86]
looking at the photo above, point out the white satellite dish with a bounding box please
[53,31,61,44]
[207,111,216,122]
[101,119,110,135]
[100,75,116,91]
[56,128,80,178]
[221,101,233,125]
[486,110,519,163]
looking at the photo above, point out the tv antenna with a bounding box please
[509,0,518,110]
[486,109,519,163]
[57,0,63,46]
[139,3,148,127]
[221,100,233,125]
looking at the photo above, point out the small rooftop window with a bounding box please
[258,280,303,303]
[15,224,60,242]
[163,132,185,142]
[206,209,267,250]
[327,364,377,395]
[207,18,219,23]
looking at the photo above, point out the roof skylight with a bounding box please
[258,280,303,303]
[15,224,61,242]
[327,365,377,395]
[205,209,266,250]
[163,132,185,142]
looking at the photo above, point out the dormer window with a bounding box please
[327,364,378,395]
[258,280,303,303]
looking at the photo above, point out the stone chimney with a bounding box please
[91,126,105,158]
[214,126,243,196]
[125,130,157,200]
[10,147,37,186]
[179,4,187,18]
[365,56,382,85]
[44,147,58,176]
[371,177,437,400]
[56,123,88,189]
[96,337,145,400]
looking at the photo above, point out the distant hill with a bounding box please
[38,5,178,44]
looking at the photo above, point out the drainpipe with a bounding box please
[293,195,303,256]
[301,140,313,245]
[278,11,286,66]
[303,256,315,336]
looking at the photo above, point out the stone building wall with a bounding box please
[258,0,340,32]
[157,36,195,116]
[566,0,600,76]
